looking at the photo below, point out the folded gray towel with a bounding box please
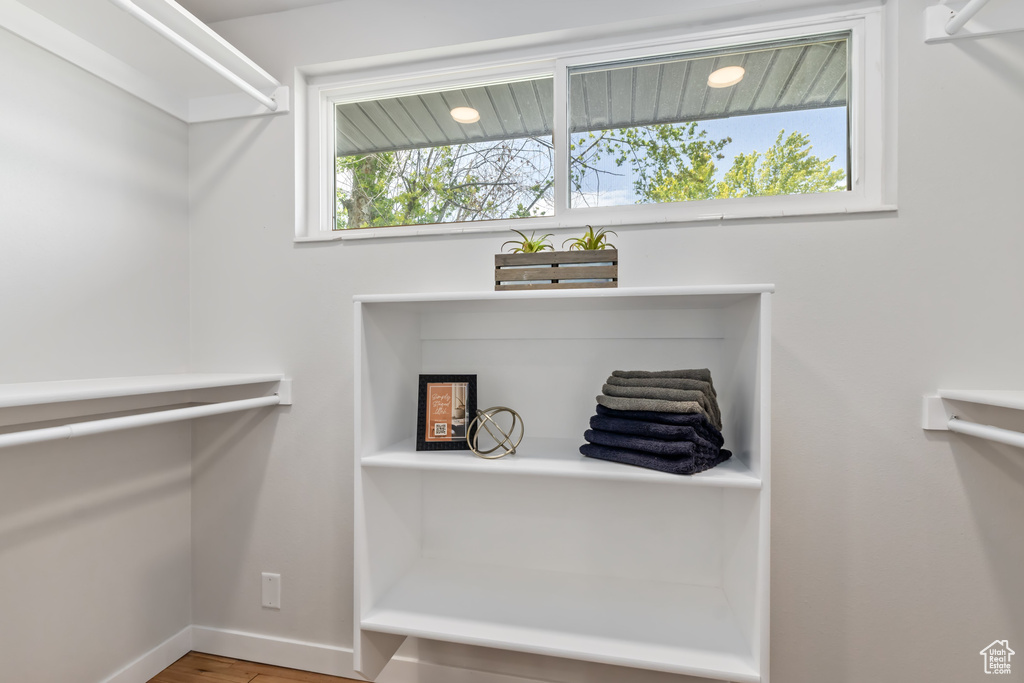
[612,369,715,393]
[590,413,724,448]
[585,428,719,455]
[606,375,716,398]
[596,394,706,417]
[580,442,732,475]
[601,383,721,429]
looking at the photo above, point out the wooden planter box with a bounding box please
[494,249,618,291]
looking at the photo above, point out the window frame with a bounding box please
[298,5,890,242]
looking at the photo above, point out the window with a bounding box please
[568,34,850,208]
[334,77,554,230]
[302,7,888,240]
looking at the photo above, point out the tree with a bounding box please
[570,122,731,205]
[336,137,554,230]
[570,124,845,205]
[715,130,846,199]
[336,122,846,229]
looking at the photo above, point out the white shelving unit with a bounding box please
[353,286,772,682]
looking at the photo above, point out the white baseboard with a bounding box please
[191,625,548,683]
[98,624,549,683]
[190,625,356,678]
[100,626,193,683]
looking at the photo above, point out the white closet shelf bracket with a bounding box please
[925,0,1024,43]
[922,391,1024,450]
[107,0,280,112]
[0,374,292,450]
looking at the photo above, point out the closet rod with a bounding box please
[0,394,281,449]
[107,0,279,111]
[946,0,993,35]
[947,417,1024,450]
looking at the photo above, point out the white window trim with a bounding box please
[295,4,893,242]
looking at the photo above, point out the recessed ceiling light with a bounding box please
[450,106,480,124]
[707,66,746,88]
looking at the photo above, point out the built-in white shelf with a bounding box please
[0,373,286,408]
[354,286,771,682]
[362,558,759,683]
[363,437,761,489]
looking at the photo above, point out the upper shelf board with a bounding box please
[355,284,775,305]
[924,1,1024,43]
[922,390,1024,430]
[0,373,287,409]
[2,0,289,122]
[938,390,1024,412]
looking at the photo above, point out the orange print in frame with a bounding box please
[416,375,477,450]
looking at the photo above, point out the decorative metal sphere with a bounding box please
[467,406,524,459]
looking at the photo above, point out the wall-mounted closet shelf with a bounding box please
[0,373,289,408]
[0,373,291,449]
[924,0,1024,43]
[0,0,289,122]
[922,390,1024,449]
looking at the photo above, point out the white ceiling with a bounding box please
[175,0,339,23]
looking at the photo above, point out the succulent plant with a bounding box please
[502,229,554,253]
[563,225,617,251]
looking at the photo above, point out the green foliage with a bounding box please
[563,225,617,251]
[502,229,554,253]
[571,123,846,206]
[714,130,847,198]
[571,122,731,204]
[336,121,847,231]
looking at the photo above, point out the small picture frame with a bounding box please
[416,374,477,451]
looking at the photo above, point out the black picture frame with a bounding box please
[416,374,477,451]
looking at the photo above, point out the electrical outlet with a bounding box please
[262,572,281,609]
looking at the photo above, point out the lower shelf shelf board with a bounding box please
[361,559,759,682]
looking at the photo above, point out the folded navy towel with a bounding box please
[595,403,719,429]
[581,442,732,475]
[584,428,719,456]
[596,394,706,416]
[606,375,716,398]
[590,414,725,448]
[601,383,721,429]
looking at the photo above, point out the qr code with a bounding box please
[433,422,448,436]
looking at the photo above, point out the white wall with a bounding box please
[178,0,1024,681]
[0,26,192,682]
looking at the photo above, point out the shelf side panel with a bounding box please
[360,305,422,455]
[354,630,406,680]
[361,470,423,613]
[722,488,762,663]
[720,295,763,478]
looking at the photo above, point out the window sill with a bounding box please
[294,202,897,243]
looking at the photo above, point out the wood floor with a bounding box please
[148,652,362,683]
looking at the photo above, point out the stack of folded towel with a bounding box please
[579,369,731,475]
